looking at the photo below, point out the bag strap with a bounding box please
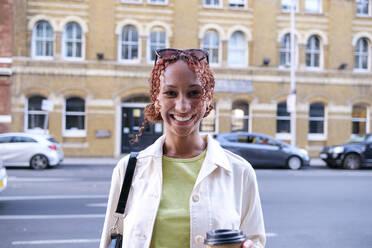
[115,152,139,214]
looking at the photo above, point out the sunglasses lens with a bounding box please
[156,49,179,59]
[187,49,208,61]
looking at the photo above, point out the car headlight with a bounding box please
[333,146,344,154]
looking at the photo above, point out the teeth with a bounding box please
[173,115,192,121]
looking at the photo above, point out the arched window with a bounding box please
[26,95,48,131]
[280,33,296,66]
[120,25,139,61]
[148,27,166,62]
[200,102,217,133]
[354,38,369,70]
[202,30,219,64]
[32,21,54,58]
[352,103,368,135]
[306,35,320,68]
[63,22,83,59]
[63,97,86,137]
[357,0,370,15]
[276,101,290,134]
[228,31,246,66]
[231,100,249,132]
[309,102,325,135]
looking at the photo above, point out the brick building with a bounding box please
[0,0,13,133]
[10,0,372,157]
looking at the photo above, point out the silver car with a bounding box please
[0,133,64,169]
[0,159,7,192]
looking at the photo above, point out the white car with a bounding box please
[0,159,7,192]
[0,133,64,169]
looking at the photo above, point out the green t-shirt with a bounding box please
[150,150,206,248]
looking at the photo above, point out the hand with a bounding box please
[242,239,254,248]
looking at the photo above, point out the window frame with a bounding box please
[63,97,87,138]
[31,21,54,60]
[276,101,291,140]
[351,103,370,136]
[308,102,327,141]
[24,95,49,134]
[229,0,246,8]
[231,100,249,132]
[201,29,221,66]
[306,35,322,69]
[305,0,322,14]
[147,0,168,5]
[147,27,167,64]
[354,37,370,71]
[62,22,84,61]
[228,31,248,67]
[119,25,140,63]
[279,33,297,68]
[356,0,371,16]
[203,0,223,8]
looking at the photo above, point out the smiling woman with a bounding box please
[100,49,266,248]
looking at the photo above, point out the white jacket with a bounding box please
[100,135,266,248]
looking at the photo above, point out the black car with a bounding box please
[320,133,372,169]
[215,132,310,170]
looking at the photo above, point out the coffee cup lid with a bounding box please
[204,229,246,245]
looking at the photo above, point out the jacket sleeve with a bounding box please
[99,156,128,248]
[240,165,266,248]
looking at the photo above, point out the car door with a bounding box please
[256,135,288,167]
[364,134,372,163]
[228,134,263,166]
[0,136,14,166]
[7,136,39,166]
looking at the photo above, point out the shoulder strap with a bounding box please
[115,152,139,214]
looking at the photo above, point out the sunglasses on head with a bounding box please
[154,48,209,65]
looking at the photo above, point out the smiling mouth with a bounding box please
[170,114,194,122]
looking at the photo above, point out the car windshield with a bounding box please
[346,135,366,144]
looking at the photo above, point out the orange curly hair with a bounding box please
[133,54,215,143]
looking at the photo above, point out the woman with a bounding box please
[100,48,266,248]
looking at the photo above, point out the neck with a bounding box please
[163,133,207,158]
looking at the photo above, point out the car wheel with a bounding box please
[343,153,361,170]
[287,156,302,170]
[30,154,49,170]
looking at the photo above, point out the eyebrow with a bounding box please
[163,84,202,88]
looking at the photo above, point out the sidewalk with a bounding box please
[62,156,326,167]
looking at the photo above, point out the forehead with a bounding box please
[163,60,200,87]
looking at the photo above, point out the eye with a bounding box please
[164,91,177,97]
[189,90,201,97]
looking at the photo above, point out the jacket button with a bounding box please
[195,235,204,244]
[192,194,200,202]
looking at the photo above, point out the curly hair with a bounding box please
[132,54,215,143]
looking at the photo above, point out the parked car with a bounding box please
[0,159,7,192]
[215,132,310,170]
[0,133,64,170]
[320,133,372,170]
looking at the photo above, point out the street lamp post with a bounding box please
[289,0,296,146]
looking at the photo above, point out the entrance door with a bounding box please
[121,104,162,153]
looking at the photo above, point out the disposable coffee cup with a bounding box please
[204,229,246,248]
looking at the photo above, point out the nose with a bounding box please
[175,95,191,113]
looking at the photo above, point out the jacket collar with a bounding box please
[137,134,232,172]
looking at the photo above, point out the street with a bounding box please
[1,160,372,248]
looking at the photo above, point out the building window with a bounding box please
[282,0,297,12]
[354,38,369,70]
[120,25,139,61]
[204,0,221,7]
[280,33,295,66]
[62,22,83,60]
[231,100,249,132]
[26,95,48,131]
[306,35,320,68]
[229,0,245,8]
[305,0,321,13]
[357,0,370,15]
[228,31,246,66]
[352,103,368,135]
[148,0,166,4]
[202,30,220,65]
[276,101,290,134]
[148,27,166,62]
[32,21,54,58]
[64,97,86,137]
[309,102,325,134]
